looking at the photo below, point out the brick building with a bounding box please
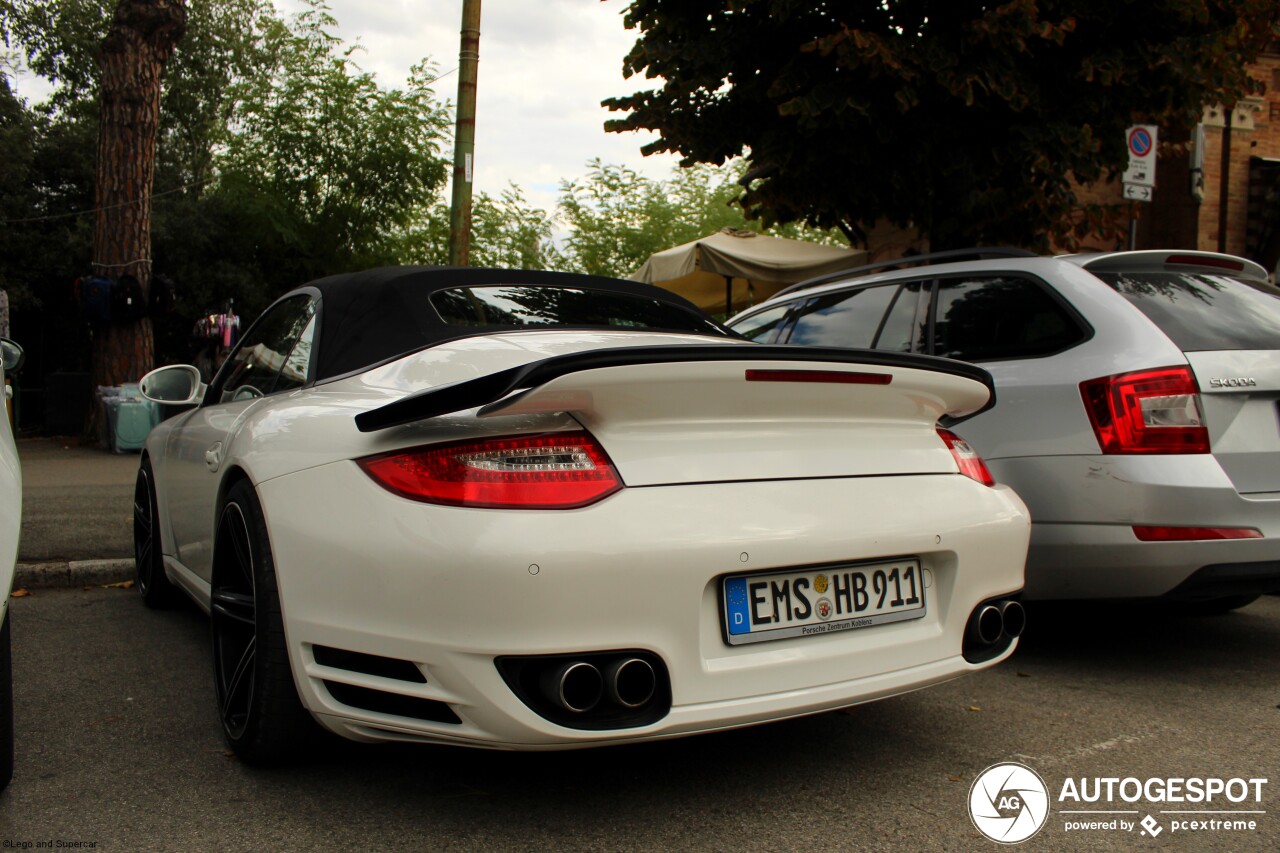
[865,44,1280,274]
[1137,43,1280,273]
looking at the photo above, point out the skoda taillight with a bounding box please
[359,432,623,509]
[1080,366,1209,454]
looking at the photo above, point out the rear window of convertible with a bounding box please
[1095,272,1280,352]
[431,285,723,335]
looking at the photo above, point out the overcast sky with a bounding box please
[279,0,681,213]
[5,1,680,216]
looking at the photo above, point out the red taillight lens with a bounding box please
[938,428,995,486]
[1080,367,1209,454]
[1133,526,1262,542]
[358,432,623,509]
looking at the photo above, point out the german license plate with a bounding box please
[722,559,925,646]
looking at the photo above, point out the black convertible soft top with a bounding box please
[284,266,731,382]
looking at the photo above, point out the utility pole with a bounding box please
[448,0,481,266]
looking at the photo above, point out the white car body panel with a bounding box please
[1,341,18,790]
[0,361,18,613]
[262,463,1027,747]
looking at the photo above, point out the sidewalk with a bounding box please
[14,436,138,588]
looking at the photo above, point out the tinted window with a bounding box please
[216,296,316,403]
[874,282,926,353]
[431,286,722,335]
[1095,272,1280,351]
[730,304,791,342]
[786,284,898,347]
[933,276,1084,361]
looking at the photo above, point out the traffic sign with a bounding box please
[1124,184,1153,202]
[1123,124,1158,187]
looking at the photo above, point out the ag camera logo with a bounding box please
[969,762,1051,844]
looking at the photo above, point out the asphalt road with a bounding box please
[17,439,136,562]
[1,588,1277,852]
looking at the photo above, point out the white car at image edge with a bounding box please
[1,336,23,791]
[135,267,1030,761]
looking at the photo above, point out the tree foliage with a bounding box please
[1,0,454,350]
[558,158,846,277]
[212,5,451,292]
[605,0,1280,250]
[405,183,565,271]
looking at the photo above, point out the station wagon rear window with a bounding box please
[431,285,723,335]
[1095,272,1280,352]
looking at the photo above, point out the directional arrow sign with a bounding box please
[1124,184,1153,202]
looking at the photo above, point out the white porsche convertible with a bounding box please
[135,267,1030,762]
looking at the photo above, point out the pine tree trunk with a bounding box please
[89,0,186,441]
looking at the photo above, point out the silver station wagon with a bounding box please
[728,249,1280,611]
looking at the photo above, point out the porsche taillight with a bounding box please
[1080,366,1209,454]
[358,432,623,509]
[938,428,995,486]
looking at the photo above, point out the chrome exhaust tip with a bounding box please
[604,657,657,709]
[541,661,603,713]
[999,600,1026,639]
[971,604,1004,646]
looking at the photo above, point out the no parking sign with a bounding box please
[1123,124,1158,189]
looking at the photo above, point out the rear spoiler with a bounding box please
[354,345,996,433]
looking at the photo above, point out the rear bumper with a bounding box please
[990,454,1280,600]
[258,463,1030,748]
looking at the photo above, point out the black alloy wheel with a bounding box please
[210,480,312,763]
[133,459,179,608]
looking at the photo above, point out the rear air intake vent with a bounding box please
[313,645,427,683]
[322,681,461,724]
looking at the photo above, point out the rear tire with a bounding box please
[133,458,181,608]
[1,616,14,791]
[211,479,313,764]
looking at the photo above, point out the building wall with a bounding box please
[863,49,1280,267]
[1194,51,1280,258]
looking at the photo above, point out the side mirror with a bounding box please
[139,364,206,406]
[0,338,23,375]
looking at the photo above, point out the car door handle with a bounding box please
[205,443,222,471]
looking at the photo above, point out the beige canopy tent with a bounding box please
[628,227,866,317]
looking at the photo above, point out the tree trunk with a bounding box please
[89,0,186,440]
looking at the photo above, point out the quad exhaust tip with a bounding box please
[604,657,657,709]
[542,656,660,714]
[973,605,1004,646]
[963,597,1026,663]
[1000,599,1026,638]
[543,661,604,713]
[500,650,670,730]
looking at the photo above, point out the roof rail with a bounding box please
[772,246,1040,300]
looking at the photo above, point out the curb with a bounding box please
[14,559,135,590]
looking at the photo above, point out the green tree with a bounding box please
[605,0,1280,251]
[214,5,451,293]
[406,183,565,270]
[558,158,845,278]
